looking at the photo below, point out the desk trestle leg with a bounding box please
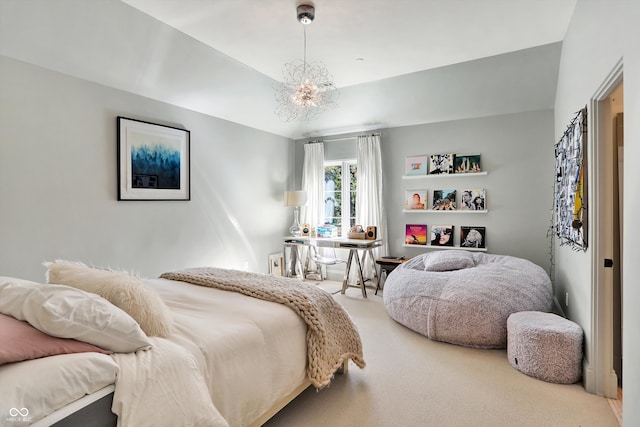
[353,250,367,298]
[341,250,355,295]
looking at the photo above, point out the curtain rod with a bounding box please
[305,132,382,144]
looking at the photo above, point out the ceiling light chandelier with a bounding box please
[274,4,338,122]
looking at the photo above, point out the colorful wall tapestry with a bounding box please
[554,107,587,250]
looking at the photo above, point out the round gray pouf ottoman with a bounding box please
[507,311,583,384]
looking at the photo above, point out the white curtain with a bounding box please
[356,134,389,266]
[301,142,325,228]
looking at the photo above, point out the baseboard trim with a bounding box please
[583,361,594,394]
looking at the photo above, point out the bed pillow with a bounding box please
[0,276,152,353]
[45,260,173,338]
[0,312,111,365]
[423,250,475,272]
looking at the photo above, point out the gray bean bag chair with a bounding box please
[383,251,552,349]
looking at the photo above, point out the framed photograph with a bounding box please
[454,154,482,173]
[430,225,454,246]
[460,226,486,249]
[460,189,486,211]
[268,253,284,276]
[428,153,454,174]
[433,189,457,210]
[405,189,428,210]
[405,224,427,245]
[405,155,428,176]
[117,116,190,201]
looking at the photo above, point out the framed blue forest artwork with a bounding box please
[117,117,190,201]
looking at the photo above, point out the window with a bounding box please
[324,160,357,237]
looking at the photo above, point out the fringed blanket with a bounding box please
[160,267,365,388]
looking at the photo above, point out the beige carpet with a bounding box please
[264,281,619,427]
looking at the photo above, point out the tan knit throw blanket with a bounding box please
[160,267,366,388]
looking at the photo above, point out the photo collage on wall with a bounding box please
[405,153,481,176]
[404,224,487,249]
[403,189,486,211]
[554,107,587,250]
[403,152,486,249]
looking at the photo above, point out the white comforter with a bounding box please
[120,278,308,427]
[111,338,229,427]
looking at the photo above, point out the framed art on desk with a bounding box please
[268,253,284,276]
[117,116,190,201]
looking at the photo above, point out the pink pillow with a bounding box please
[0,313,111,365]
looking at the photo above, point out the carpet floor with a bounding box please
[264,281,620,427]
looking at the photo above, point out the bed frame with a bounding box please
[35,361,348,427]
[51,395,117,427]
[32,386,116,427]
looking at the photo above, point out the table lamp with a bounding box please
[284,190,308,236]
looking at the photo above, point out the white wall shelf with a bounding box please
[402,209,488,214]
[402,171,488,180]
[403,244,487,252]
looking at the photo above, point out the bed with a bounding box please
[0,261,365,426]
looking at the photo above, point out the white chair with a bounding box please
[305,245,346,281]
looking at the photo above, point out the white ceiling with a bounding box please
[121,0,577,88]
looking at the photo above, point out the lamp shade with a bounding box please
[284,190,308,207]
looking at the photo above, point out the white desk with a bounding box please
[283,237,382,298]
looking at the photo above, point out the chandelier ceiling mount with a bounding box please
[274,4,338,122]
[296,4,315,24]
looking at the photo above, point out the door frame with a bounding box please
[587,58,623,398]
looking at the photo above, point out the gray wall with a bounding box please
[0,55,293,281]
[382,110,554,271]
[295,109,555,273]
[554,1,640,424]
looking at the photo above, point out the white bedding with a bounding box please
[142,278,308,427]
[0,352,118,426]
[111,337,229,427]
[1,276,309,427]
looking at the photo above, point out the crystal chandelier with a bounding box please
[274,4,338,122]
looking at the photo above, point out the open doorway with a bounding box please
[610,84,623,421]
[590,60,623,422]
